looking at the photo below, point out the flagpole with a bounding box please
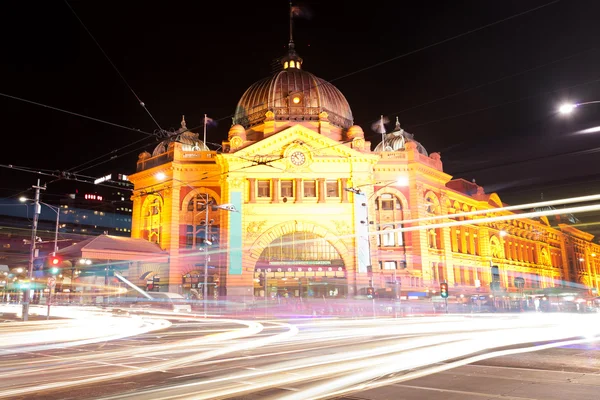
[289,1,293,44]
[380,115,385,151]
[203,113,207,148]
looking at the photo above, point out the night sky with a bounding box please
[2,1,600,227]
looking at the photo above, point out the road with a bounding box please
[0,304,598,399]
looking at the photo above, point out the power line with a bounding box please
[2,0,565,189]
[63,0,166,134]
[177,1,562,145]
[0,92,153,136]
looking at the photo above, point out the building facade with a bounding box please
[128,41,600,303]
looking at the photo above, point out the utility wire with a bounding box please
[64,0,165,134]
[1,0,565,189]
[329,0,560,86]
[389,45,598,125]
[0,92,152,136]
[177,1,563,144]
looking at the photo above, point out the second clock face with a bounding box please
[290,151,306,166]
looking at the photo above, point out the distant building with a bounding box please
[0,171,133,275]
[57,172,133,237]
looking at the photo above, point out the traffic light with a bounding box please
[49,255,62,266]
[366,286,375,298]
[47,255,62,275]
[440,282,449,298]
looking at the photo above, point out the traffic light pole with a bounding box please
[23,180,45,322]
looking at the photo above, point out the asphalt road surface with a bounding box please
[0,304,598,400]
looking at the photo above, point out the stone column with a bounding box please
[248,178,256,203]
[272,178,280,203]
[340,178,349,203]
[295,178,303,203]
[317,178,326,203]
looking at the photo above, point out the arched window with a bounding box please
[142,195,163,244]
[374,193,406,248]
[184,193,219,249]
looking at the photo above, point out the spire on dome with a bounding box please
[281,1,304,70]
[394,116,401,131]
[181,115,187,129]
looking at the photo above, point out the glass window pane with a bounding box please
[281,181,293,198]
[326,181,339,197]
[258,180,271,197]
[303,181,316,197]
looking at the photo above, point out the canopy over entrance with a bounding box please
[254,231,347,299]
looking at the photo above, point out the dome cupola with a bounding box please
[232,3,353,131]
[373,117,428,155]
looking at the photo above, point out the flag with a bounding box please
[371,115,389,134]
[291,4,312,19]
[204,116,217,127]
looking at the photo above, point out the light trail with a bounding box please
[70,313,600,400]
[0,314,298,399]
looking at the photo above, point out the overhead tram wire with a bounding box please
[9,0,564,176]
[162,0,562,156]
[0,164,137,194]
[387,45,599,126]
[0,92,155,137]
[3,0,564,188]
[63,0,166,135]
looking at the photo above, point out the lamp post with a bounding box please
[558,100,600,115]
[154,173,238,317]
[201,200,238,318]
[20,196,60,255]
[21,180,45,321]
[345,177,409,302]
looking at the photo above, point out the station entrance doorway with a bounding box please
[253,231,347,299]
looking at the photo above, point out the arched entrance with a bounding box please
[254,231,347,300]
[181,268,220,300]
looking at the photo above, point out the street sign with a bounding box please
[47,277,56,288]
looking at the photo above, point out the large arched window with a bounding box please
[258,231,341,262]
[184,193,219,249]
[374,193,406,248]
[142,195,163,244]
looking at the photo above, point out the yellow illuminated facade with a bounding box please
[128,41,600,302]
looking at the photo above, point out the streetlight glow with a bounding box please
[155,172,166,180]
[558,103,577,114]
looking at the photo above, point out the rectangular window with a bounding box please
[257,180,271,197]
[383,261,397,270]
[186,225,194,248]
[379,225,395,247]
[303,180,316,197]
[396,229,404,246]
[281,180,293,198]
[326,181,339,197]
[381,200,394,210]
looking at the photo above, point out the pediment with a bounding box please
[224,125,377,165]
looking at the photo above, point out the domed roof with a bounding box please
[373,117,428,156]
[233,45,353,130]
[152,116,209,156]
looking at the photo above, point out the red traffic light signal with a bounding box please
[49,256,62,266]
[440,282,449,298]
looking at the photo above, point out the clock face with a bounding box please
[290,151,306,166]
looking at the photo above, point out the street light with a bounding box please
[557,100,600,115]
[20,196,60,255]
[154,173,238,317]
